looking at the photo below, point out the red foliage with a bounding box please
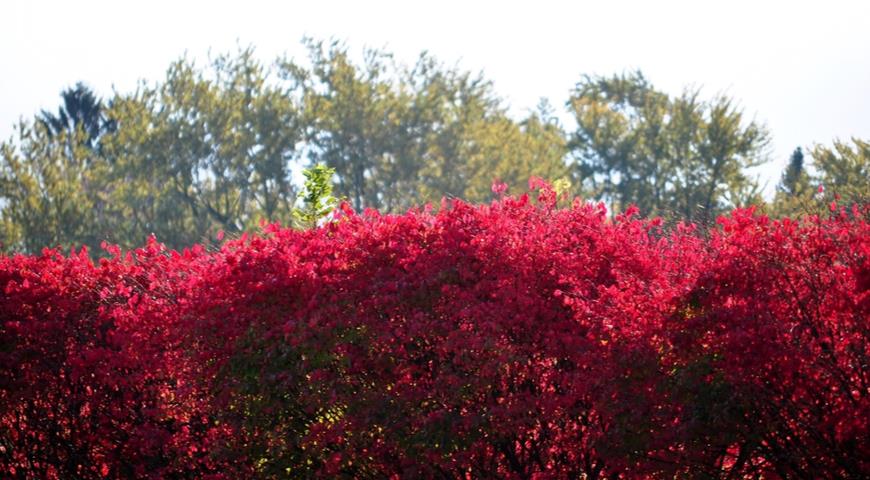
[660,207,870,477]
[1,188,868,478]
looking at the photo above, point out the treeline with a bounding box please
[1,39,868,252]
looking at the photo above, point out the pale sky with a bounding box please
[2,0,869,196]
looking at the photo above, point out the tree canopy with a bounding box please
[566,71,770,223]
[1,42,867,253]
[770,139,870,217]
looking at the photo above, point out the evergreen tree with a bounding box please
[770,147,813,217]
[779,147,807,195]
[769,140,868,218]
[38,82,113,150]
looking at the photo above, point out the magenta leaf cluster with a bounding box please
[2,187,868,478]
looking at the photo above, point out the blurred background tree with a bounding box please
[810,138,870,205]
[281,38,567,211]
[0,121,106,252]
[38,82,114,151]
[1,40,867,253]
[99,47,304,248]
[0,83,117,251]
[770,147,812,217]
[566,71,770,224]
[770,139,870,217]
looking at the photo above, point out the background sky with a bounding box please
[2,0,868,196]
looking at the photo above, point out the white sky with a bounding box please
[2,0,869,196]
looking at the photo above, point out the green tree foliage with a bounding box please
[292,163,337,229]
[99,48,304,248]
[567,72,770,222]
[1,83,119,252]
[281,39,568,211]
[2,48,305,252]
[810,138,870,205]
[5,43,818,253]
[456,102,570,202]
[0,122,108,252]
[770,147,813,216]
[0,83,120,251]
[770,139,869,217]
[283,39,420,211]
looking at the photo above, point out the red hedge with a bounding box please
[2,186,868,478]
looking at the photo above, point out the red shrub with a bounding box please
[660,207,870,478]
[0,240,228,478]
[1,188,868,478]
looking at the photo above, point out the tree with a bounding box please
[0,83,120,252]
[567,72,769,223]
[7,42,567,252]
[283,39,568,212]
[99,47,305,248]
[770,147,813,217]
[0,120,111,252]
[451,102,570,203]
[2,48,307,253]
[769,140,869,218]
[780,147,808,195]
[38,82,113,150]
[810,138,870,206]
[282,39,406,211]
[292,164,338,229]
